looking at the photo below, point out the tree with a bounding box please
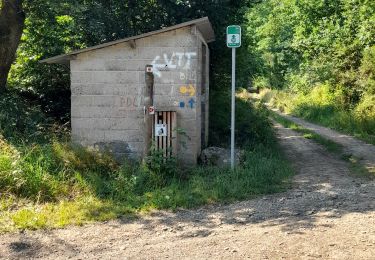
[0,0,25,90]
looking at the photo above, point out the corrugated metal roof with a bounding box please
[41,17,215,64]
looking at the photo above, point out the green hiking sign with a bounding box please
[227,25,241,48]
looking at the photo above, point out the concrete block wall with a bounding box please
[195,28,210,151]
[70,26,208,164]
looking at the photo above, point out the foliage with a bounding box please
[255,0,375,144]
[359,46,375,94]
[247,0,375,104]
[0,89,292,232]
[0,91,64,145]
[270,109,374,179]
[263,88,375,145]
[8,0,256,122]
[354,95,375,123]
[0,140,292,232]
[209,89,274,147]
[248,0,375,144]
[269,110,344,154]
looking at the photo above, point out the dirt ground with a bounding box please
[272,109,375,172]
[1,122,375,259]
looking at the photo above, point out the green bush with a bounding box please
[268,87,375,145]
[209,89,274,147]
[359,46,375,95]
[246,0,375,117]
[354,95,375,132]
[0,87,294,231]
[355,95,375,119]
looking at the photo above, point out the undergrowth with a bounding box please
[269,111,343,154]
[270,110,374,180]
[261,87,375,145]
[0,91,293,233]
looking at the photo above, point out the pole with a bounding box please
[231,47,236,169]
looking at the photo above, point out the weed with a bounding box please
[209,89,274,147]
[263,88,375,145]
[270,111,343,153]
[270,110,374,179]
[343,155,375,180]
[0,90,293,233]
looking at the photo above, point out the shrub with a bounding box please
[287,73,313,95]
[268,87,375,145]
[359,46,375,95]
[253,76,271,90]
[210,89,274,147]
[258,88,274,103]
[355,95,375,120]
[0,86,294,232]
[354,95,375,132]
[51,142,119,174]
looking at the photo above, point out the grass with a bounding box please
[0,196,135,232]
[0,90,293,233]
[260,87,375,145]
[269,110,374,179]
[0,142,292,233]
[269,111,343,154]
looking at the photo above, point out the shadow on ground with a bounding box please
[3,122,375,258]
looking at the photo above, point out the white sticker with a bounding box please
[155,124,168,137]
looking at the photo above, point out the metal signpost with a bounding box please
[227,25,241,169]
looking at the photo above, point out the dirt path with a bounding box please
[1,123,375,259]
[272,109,375,172]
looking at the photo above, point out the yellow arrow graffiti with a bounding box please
[179,84,196,96]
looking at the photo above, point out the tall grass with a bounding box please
[0,91,293,232]
[269,111,343,154]
[261,87,375,145]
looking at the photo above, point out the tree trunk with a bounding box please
[0,0,25,90]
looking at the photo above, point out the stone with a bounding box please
[200,147,244,167]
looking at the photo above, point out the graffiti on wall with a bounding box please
[152,52,197,78]
[180,71,196,81]
[151,51,198,110]
[179,85,196,96]
[120,96,143,110]
[178,84,196,109]
[179,98,196,109]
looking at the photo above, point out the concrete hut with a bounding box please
[42,17,215,165]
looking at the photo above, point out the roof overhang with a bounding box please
[41,17,215,64]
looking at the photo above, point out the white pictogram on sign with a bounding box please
[155,124,168,137]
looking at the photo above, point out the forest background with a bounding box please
[0,0,374,231]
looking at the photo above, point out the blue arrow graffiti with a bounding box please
[188,98,195,109]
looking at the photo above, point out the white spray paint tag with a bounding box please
[151,52,197,78]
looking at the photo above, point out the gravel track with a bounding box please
[1,122,375,259]
[272,109,375,172]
